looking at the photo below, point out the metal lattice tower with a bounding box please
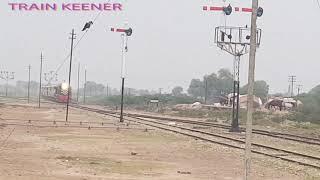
[44,71,58,85]
[0,71,15,96]
[214,26,262,132]
[203,3,263,132]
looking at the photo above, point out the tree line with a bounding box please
[294,85,320,124]
[171,68,269,103]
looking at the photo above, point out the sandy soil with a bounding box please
[0,103,319,180]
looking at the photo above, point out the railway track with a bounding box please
[4,97,319,145]
[72,105,320,170]
[145,117,320,146]
[0,122,148,130]
[0,117,147,131]
[72,105,320,146]
[0,96,59,106]
[0,118,139,126]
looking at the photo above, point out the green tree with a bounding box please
[216,69,233,95]
[309,85,320,95]
[240,80,269,101]
[172,86,183,96]
[204,70,233,99]
[85,81,106,96]
[188,79,204,98]
[188,69,234,101]
[294,85,320,124]
[203,73,219,99]
[218,68,233,80]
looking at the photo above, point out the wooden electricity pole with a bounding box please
[297,84,302,96]
[244,0,259,179]
[83,69,87,104]
[39,53,43,108]
[204,76,208,104]
[288,75,296,97]
[77,62,80,103]
[65,29,76,122]
[28,65,31,103]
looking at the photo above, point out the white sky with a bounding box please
[1,0,320,94]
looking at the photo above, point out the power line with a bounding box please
[0,71,15,97]
[48,7,108,84]
[39,53,43,108]
[51,29,89,78]
[288,75,297,97]
[0,128,15,151]
[316,0,320,9]
[65,29,76,122]
[297,84,303,96]
[28,65,31,103]
[244,0,259,179]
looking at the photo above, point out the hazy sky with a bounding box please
[1,0,320,94]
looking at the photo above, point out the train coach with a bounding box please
[42,83,72,103]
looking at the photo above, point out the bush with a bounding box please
[84,94,198,107]
[293,86,320,124]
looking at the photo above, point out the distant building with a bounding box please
[227,93,262,109]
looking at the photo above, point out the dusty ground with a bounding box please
[0,102,319,179]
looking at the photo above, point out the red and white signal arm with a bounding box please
[111,27,133,36]
[111,28,126,33]
[203,6,253,13]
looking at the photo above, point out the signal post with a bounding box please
[204,3,263,132]
[110,25,133,123]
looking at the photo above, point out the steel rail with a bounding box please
[74,105,320,170]
[73,105,320,145]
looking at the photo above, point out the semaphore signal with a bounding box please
[110,25,133,123]
[203,6,253,12]
[111,27,133,36]
[203,4,263,17]
[203,2,264,132]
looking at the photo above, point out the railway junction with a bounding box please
[0,98,319,179]
[1,0,320,179]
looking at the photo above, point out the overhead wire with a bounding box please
[0,128,15,151]
[223,0,227,29]
[48,0,111,84]
[316,0,320,9]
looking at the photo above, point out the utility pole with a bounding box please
[83,69,87,104]
[5,78,8,97]
[106,84,109,97]
[244,0,259,179]
[297,84,302,97]
[204,76,208,104]
[77,62,80,103]
[44,71,58,86]
[0,71,15,97]
[39,53,43,108]
[66,29,76,122]
[233,55,241,132]
[28,65,31,103]
[288,75,296,97]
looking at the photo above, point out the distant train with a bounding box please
[42,83,72,103]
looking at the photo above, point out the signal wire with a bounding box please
[0,128,15,151]
[316,0,320,9]
[48,0,111,83]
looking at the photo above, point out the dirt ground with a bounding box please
[0,103,319,180]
